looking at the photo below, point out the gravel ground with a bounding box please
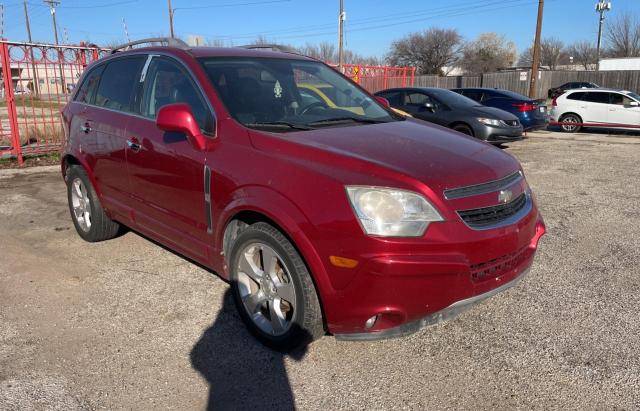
[0,131,639,410]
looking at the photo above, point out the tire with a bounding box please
[229,222,324,351]
[66,165,120,242]
[452,124,474,136]
[559,113,582,133]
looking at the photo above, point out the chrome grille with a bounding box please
[444,171,523,200]
[458,192,528,229]
[501,120,519,127]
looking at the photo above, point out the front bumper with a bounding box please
[336,264,531,341]
[474,123,523,143]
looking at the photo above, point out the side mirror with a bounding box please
[628,101,639,107]
[375,96,390,108]
[156,103,208,151]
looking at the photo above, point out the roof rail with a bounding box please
[237,44,302,55]
[110,37,189,54]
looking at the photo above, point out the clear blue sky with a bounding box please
[2,0,639,58]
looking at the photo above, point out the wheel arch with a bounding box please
[221,206,331,330]
[449,121,475,136]
[61,154,103,197]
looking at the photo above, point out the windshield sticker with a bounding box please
[274,80,283,98]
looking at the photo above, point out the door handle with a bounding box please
[81,123,92,133]
[126,140,143,152]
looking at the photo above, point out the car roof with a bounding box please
[563,87,627,94]
[110,45,316,61]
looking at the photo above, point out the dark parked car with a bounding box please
[61,38,545,349]
[548,81,599,99]
[374,87,523,144]
[451,88,549,131]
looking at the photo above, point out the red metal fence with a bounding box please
[1,40,415,166]
[0,40,108,165]
[340,64,416,93]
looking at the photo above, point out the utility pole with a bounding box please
[338,0,345,70]
[168,0,175,38]
[44,0,66,93]
[595,1,611,71]
[528,0,544,99]
[25,1,40,94]
[1,4,4,39]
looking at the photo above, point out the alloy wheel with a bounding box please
[236,242,297,336]
[70,178,91,232]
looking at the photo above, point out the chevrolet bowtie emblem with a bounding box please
[498,190,513,204]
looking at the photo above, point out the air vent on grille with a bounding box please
[458,192,527,229]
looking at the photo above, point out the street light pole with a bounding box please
[168,0,175,38]
[338,0,345,70]
[595,1,611,71]
[528,0,544,99]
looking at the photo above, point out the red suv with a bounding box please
[61,39,545,350]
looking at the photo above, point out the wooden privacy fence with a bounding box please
[414,70,640,99]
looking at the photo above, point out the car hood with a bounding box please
[465,105,519,120]
[251,118,521,195]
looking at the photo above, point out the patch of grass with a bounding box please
[0,151,61,169]
[0,96,65,110]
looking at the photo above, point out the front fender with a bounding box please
[215,185,335,302]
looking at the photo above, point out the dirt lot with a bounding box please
[1,131,639,410]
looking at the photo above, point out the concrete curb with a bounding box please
[0,165,59,176]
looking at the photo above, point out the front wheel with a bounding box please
[559,113,582,133]
[452,124,474,136]
[229,222,324,351]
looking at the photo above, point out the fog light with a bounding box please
[365,315,378,329]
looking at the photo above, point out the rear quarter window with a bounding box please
[566,92,585,101]
[74,65,105,104]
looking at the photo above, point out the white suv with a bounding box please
[550,88,640,132]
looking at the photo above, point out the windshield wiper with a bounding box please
[306,116,389,126]
[245,121,314,131]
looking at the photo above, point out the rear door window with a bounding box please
[94,57,146,113]
[582,92,610,104]
[377,91,403,107]
[75,65,105,104]
[461,90,483,102]
[141,57,213,133]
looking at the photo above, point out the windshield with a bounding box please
[427,89,479,108]
[199,57,396,131]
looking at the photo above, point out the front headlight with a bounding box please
[477,117,501,126]
[346,186,444,237]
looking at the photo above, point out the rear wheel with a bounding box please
[66,165,120,242]
[229,222,324,351]
[452,124,474,136]
[559,113,582,133]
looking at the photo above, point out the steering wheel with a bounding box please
[300,102,329,115]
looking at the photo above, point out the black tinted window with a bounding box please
[75,65,104,104]
[582,92,609,104]
[462,90,483,102]
[142,57,213,132]
[378,91,403,107]
[95,57,145,112]
[567,92,585,100]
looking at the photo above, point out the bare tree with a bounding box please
[387,28,463,75]
[606,12,640,57]
[518,37,566,69]
[300,42,337,62]
[460,32,516,74]
[567,41,598,69]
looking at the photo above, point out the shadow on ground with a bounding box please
[190,289,309,410]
